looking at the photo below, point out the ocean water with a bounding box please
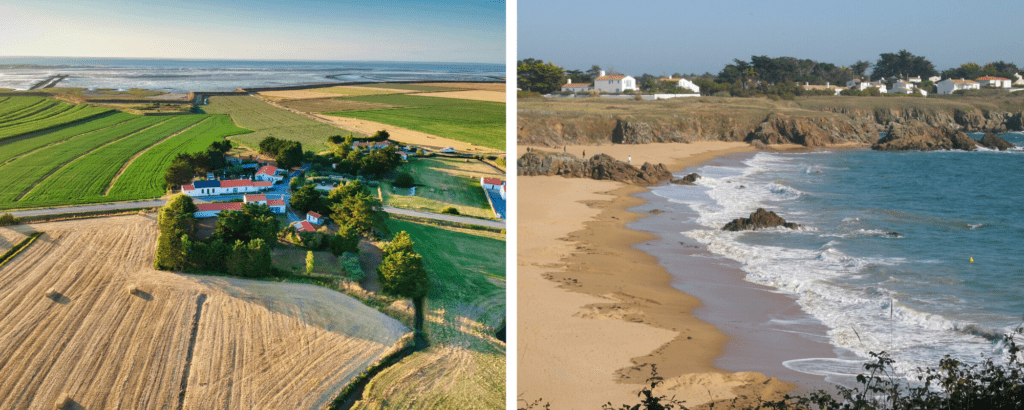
[0,57,503,92]
[652,134,1024,380]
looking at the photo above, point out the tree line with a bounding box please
[518,51,1020,96]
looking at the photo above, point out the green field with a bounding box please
[326,94,505,150]
[200,95,358,154]
[380,157,501,219]
[355,219,505,410]
[0,97,249,210]
[0,97,112,141]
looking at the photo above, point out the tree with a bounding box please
[393,172,415,188]
[372,129,390,141]
[338,252,363,281]
[154,194,198,270]
[851,60,872,77]
[517,59,566,94]
[214,203,279,246]
[0,213,17,226]
[330,192,388,236]
[382,231,414,257]
[275,141,304,169]
[165,160,195,189]
[306,251,315,274]
[328,135,343,144]
[872,50,937,80]
[377,250,429,334]
[227,238,272,278]
[329,224,361,256]
[289,183,324,215]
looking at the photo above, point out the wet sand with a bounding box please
[518,141,795,409]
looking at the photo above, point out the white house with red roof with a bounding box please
[293,220,316,232]
[937,78,980,94]
[194,202,243,218]
[593,71,637,93]
[306,211,324,225]
[480,177,504,191]
[976,76,1012,88]
[181,179,273,197]
[243,194,286,214]
[255,165,284,182]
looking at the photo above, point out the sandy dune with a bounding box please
[315,114,498,153]
[0,215,409,410]
[519,141,792,409]
[415,90,506,102]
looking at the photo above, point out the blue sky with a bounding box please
[519,0,1024,75]
[0,0,505,63]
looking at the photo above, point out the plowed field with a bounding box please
[0,215,409,410]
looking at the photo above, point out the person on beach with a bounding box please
[582,150,585,159]
[628,155,631,164]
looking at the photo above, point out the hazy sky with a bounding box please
[0,0,505,63]
[519,0,1024,75]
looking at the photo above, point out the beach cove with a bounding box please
[517,141,804,409]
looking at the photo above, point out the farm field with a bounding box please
[354,219,505,410]
[0,97,112,141]
[200,95,352,154]
[0,215,409,410]
[278,97,394,114]
[326,94,505,150]
[415,90,506,103]
[0,225,32,254]
[416,82,506,92]
[357,83,462,92]
[381,157,502,219]
[0,97,251,210]
[258,86,403,100]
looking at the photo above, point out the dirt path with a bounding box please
[0,215,409,410]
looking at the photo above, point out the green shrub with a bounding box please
[0,213,16,226]
[393,172,415,188]
[339,252,363,281]
[440,207,460,215]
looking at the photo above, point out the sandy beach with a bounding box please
[518,141,794,409]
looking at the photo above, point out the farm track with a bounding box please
[0,216,409,410]
[12,118,172,202]
[103,117,210,195]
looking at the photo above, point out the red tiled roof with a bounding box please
[256,165,278,176]
[483,177,503,186]
[268,199,286,206]
[976,76,1010,81]
[220,179,254,188]
[253,181,273,187]
[183,185,194,191]
[308,211,322,219]
[948,79,978,84]
[196,202,243,212]
[245,194,267,202]
[296,221,315,232]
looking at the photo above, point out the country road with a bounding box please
[7,200,506,229]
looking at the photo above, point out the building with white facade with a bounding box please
[182,179,273,197]
[194,202,243,218]
[593,71,637,93]
[936,79,980,95]
[890,80,927,95]
[846,79,888,93]
[658,76,700,93]
[255,165,284,182]
[243,194,286,214]
[560,79,593,92]
[306,211,324,225]
[976,76,1012,88]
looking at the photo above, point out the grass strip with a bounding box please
[0,231,43,268]
[388,213,504,233]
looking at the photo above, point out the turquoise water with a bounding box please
[0,57,503,92]
[654,134,1024,377]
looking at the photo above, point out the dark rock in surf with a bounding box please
[979,132,1014,151]
[670,173,701,185]
[722,208,799,231]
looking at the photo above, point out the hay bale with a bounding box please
[126,284,139,296]
[54,392,70,409]
[45,287,58,299]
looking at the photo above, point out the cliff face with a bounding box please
[518,99,1024,147]
[517,151,672,186]
[872,121,979,151]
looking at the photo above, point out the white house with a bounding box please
[890,80,917,95]
[481,177,503,191]
[976,76,1012,88]
[937,78,980,95]
[560,79,593,92]
[241,194,286,214]
[908,76,922,83]
[929,76,942,83]
[845,79,888,93]
[1014,73,1024,86]
[306,211,324,225]
[255,165,284,182]
[593,71,637,93]
[801,82,847,95]
[194,202,243,218]
[182,179,273,197]
[658,76,700,94]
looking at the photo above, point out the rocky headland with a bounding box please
[517,151,672,186]
[518,97,1024,149]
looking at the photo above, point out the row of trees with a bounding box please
[258,136,304,169]
[519,52,1020,97]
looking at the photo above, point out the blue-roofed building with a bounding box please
[193,180,220,189]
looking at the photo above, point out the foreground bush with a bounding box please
[0,213,16,226]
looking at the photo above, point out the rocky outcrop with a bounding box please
[517,151,672,186]
[722,208,799,231]
[670,173,701,185]
[872,121,978,151]
[746,114,879,147]
[979,132,1015,151]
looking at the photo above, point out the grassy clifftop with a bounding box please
[518,95,1024,147]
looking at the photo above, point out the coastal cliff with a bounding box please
[517,151,672,186]
[519,96,1024,147]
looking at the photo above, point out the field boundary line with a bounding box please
[0,112,128,168]
[0,231,43,269]
[103,117,209,196]
[13,118,172,202]
[177,293,207,410]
